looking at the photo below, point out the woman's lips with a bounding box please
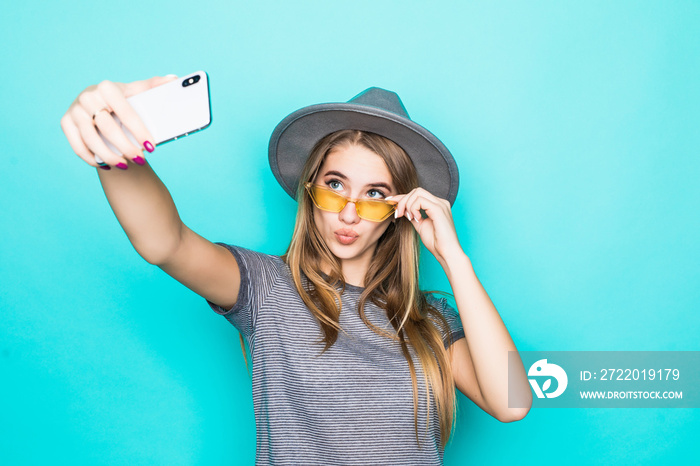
[335,230,359,245]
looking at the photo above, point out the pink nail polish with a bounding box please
[98,165,111,170]
[143,141,154,153]
[133,156,146,166]
[116,163,128,170]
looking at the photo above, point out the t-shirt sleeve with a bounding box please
[425,293,465,349]
[206,243,284,340]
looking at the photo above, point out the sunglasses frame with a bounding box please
[304,182,398,222]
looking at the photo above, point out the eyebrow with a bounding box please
[321,170,393,192]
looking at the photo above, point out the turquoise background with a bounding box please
[2,0,698,464]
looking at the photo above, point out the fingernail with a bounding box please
[98,165,111,170]
[116,163,128,170]
[143,141,154,153]
[406,212,412,221]
[394,210,398,219]
[133,156,146,166]
[385,196,394,200]
[165,74,178,78]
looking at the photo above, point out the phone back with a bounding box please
[127,71,211,145]
[96,71,211,164]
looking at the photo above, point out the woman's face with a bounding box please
[311,143,396,275]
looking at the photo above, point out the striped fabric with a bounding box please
[207,244,465,465]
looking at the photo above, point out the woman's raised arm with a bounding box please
[60,75,241,310]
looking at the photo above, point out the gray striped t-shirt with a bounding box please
[207,244,465,465]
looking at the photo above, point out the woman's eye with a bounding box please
[368,189,385,199]
[328,180,343,190]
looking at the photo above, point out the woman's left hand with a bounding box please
[386,188,465,266]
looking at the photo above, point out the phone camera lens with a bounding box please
[182,75,201,87]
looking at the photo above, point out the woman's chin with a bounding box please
[327,240,362,260]
[329,245,355,260]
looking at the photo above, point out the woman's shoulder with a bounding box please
[422,290,460,322]
[423,290,449,308]
[422,290,465,346]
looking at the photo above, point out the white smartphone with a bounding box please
[96,70,212,163]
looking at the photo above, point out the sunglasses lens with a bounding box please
[357,200,395,222]
[309,186,347,212]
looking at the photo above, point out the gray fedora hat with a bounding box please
[268,87,459,205]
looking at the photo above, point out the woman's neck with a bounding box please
[320,255,371,288]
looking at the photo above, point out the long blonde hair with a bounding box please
[277,129,458,448]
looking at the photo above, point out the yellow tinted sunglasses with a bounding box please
[304,182,398,222]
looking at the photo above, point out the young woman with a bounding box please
[60,75,532,465]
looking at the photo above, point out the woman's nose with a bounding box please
[339,201,360,223]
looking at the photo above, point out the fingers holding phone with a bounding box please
[60,74,179,170]
[98,75,187,157]
[61,85,127,169]
[92,79,165,165]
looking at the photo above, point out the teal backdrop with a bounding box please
[1,1,698,464]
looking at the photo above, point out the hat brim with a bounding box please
[268,102,459,205]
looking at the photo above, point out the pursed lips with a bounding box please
[335,228,359,238]
[334,228,359,245]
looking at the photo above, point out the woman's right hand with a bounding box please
[60,75,178,170]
